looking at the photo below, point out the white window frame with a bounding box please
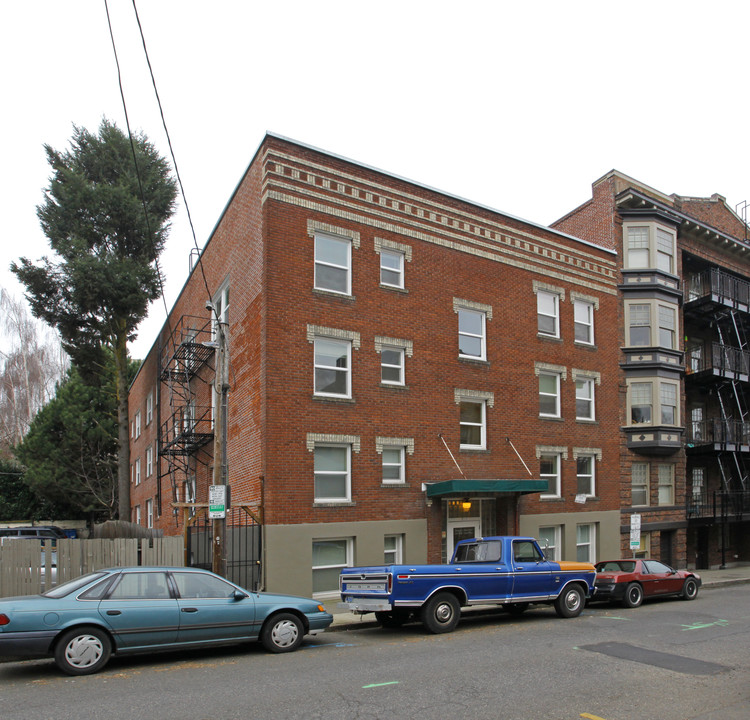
[381,445,406,484]
[539,452,562,499]
[313,337,352,398]
[538,526,561,561]
[539,372,561,418]
[658,305,677,350]
[458,308,487,360]
[314,232,352,296]
[134,457,141,486]
[576,455,595,497]
[146,499,153,528]
[384,534,404,564]
[145,446,153,478]
[313,444,352,503]
[574,299,595,345]
[380,249,404,288]
[656,227,675,274]
[134,410,141,439]
[459,400,486,450]
[146,391,153,425]
[658,464,675,505]
[380,347,405,385]
[576,523,596,563]
[575,377,595,421]
[624,222,676,273]
[134,505,141,525]
[629,381,653,425]
[312,537,353,598]
[537,290,560,338]
[628,379,679,427]
[211,282,230,338]
[632,462,650,506]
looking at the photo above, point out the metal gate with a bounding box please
[186,506,262,591]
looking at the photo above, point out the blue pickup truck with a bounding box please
[339,536,596,633]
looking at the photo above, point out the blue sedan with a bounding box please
[0,567,333,675]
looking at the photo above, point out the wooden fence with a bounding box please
[0,537,185,598]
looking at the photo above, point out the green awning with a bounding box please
[425,479,548,497]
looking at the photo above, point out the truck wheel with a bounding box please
[54,626,111,675]
[622,582,644,608]
[375,610,410,628]
[422,592,460,634]
[554,585,584,618]
[681,577,699,600]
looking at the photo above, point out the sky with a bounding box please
[2,0,749,360]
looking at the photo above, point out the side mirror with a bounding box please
[233,590,247,601]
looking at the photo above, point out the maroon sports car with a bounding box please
[593,559,701,608]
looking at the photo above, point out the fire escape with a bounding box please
[157,316,216,518]
[684,264,750,529]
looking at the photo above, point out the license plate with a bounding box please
[345,582,385,592]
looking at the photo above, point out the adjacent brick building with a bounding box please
[554,170,750,570]
[129,136,749,599]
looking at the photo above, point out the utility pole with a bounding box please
[212,320,229,577]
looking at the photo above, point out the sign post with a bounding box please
[629,513,641,553]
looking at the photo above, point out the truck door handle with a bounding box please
[181,607,198,613]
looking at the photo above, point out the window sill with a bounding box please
[539,415,563,422]
[539,495,563,502]
[574,341,597,351]
[458,356,490,366]
[312,288,356,302]
[379,284,408,294]
[313,501,356,508]
[459,447,489,453]
[576,418,598,425]
[380,382,409,390]
[537,334,562,343]
[381,482,409,489]
[313,395,356,404]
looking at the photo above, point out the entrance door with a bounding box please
[447,520,480,560]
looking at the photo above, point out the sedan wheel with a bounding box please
[622,582,644,608]
[54,627,111,676]
[261,613,304,653]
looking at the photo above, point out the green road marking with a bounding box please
[681,619,728,631]
[362,681,400,689]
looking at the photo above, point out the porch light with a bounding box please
[461,498,472,511]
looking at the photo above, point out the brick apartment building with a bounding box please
[554,171,750,570]
[128,134,623,598]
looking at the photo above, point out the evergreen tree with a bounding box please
[11,119,176,518]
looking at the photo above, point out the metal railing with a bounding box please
[685,267,750,308]
[687,490,750,520]
[686,418,750,447]
[685,342,750,377]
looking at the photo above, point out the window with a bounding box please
[539,372,561,418]
[626,226,650,269]
[630,382,652,424]
[173,571,236,598]
[314,233,351,295]
[146,499,153,528]
[576,524,596,563]
[629,304,651,346]
[133,410,141,439]
[384,535,403,564]
[109,572,170,600]
[540,453,561,498]
[312,538,352,596]
[145,446,153,478]
[576,455,595,497]
[314,337,351,397]
[134,457,141,486]
[146,391,153,425]
[460,401,486,449]
[658,305,676,349]
[380,250,404,288]
[134,505,141,525]
[538,526,561,561]
[624,223,676,273]
[381,446,405,484]
[656,228,675,273]
[381,347,405,385]
[211,283,230,338]
[458,308,486,360]
[658,464,674,505]
[632,462,649,506]
[314,445,351,502]
[691,467,705,504]
[537,291,559,338]
[574,299,594,344]
[576,378,595,420]
[660,382,677,425]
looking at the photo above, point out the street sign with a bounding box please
[208,485,227,519]
[629,513,641,549]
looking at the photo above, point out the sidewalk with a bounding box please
[328,564,750,631]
